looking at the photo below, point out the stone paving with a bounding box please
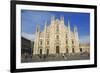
[21,52,90,63]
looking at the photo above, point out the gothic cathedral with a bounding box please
[33,16,80,56]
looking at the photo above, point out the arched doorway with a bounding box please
[56,46,60,54]
[40,49,42,55]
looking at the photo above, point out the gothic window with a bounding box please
[47,41,49,45]
[40,49,42,55]
[72,40,74,44]
[40,40,42,45]
[56,35,59,39]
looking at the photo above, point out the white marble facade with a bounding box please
[33,16,81,55]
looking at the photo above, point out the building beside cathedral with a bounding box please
[33,16,88,56]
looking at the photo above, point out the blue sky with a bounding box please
[21,10,90,44]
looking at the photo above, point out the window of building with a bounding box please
[40,49,42,55]
[47,41,49,45]
[56,35,59,39]
[40,41,42,45]
[72,40,74,44]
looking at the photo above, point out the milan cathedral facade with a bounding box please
[33,16,80,55]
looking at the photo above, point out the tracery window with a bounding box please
[56,35,59,39]
[72,40,74,44]
[47,41,49,45]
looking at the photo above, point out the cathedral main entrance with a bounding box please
[56,46,60,54]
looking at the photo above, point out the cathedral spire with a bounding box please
[68,20,70,31]
[60,16,64,24]
[51,15,55,21]
[36,24,40,32]
[74,25,79,42]
[44,21,47,32]
[74,25,78,32]
[51,15,55,25]
[61,16,64,21]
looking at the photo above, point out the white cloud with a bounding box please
[21,32,35,41]
[79,35,90,44]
